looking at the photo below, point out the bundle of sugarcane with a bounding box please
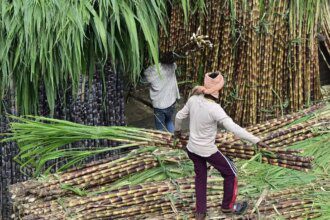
[156,200,321,220]
[215,102,325,142]
[13,155,155,200]
[8,147,194,219]
[220,102,328,144]
[10,174,225,220]
[9,147,189,204]
[241,180,329,220]
[182,103,329,171]
[218,116,326,147]
[11,170,327,219]
[143,180,328,220]
[3,115,187,175]
[215,116,329,171]
[3,103,328,174]
[8,121,330,219]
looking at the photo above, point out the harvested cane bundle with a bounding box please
[3,115,183,175]
[10,164,328,220]
[3,103,329,175]
[215,119,327,171]
[209,103,329,171]
[10,174,224,220]
[9,147,189,203]
[8,111,330,219]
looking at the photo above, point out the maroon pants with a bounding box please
[187,150,238,213]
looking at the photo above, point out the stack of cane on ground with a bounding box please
[176,103,330,172]
[5,103,328,174]
[9,148,196,220]
[9,147,329,220]
[7,103,330,219]
[143,180,329,220]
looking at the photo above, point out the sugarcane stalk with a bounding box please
[265,128,312,145]
[30,160,159,198]
[262,120,317,141]
[259,199,313,212]
[246,103,324,133]
[224,151,312,169]
[268,132,318,148]
[35,154,155,190]
[263,158,311,168]
[219,148,255,156]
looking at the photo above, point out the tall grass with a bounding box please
[0,0,205,115]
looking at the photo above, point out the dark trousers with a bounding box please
[153,103,176,133]
[187,150,238,213]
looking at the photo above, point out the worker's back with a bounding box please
[185,94,225,156]
[144,63,180,109]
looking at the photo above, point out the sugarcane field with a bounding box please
[0,1,330,220]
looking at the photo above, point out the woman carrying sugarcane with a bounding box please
[174,71,267,219]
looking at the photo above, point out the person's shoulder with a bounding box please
[145,65,156,71]
[184,95,196,105]
[188,94,200,101]
[212,102,225,111]
[170,63,177,70]
[188,94,204,103]
[203,98,222,110]
[144,65,156,75]
[210,103,228,119]
[160,63,176,70]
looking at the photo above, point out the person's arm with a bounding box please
[221,118,260,144]
[212,107,260,144]
[174,98,191,132]
[144,66,157,84]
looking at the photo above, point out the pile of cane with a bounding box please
[171,103,329,172]
[9,103,329,219]
[9,148,328,220]
[10,150,330,220]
